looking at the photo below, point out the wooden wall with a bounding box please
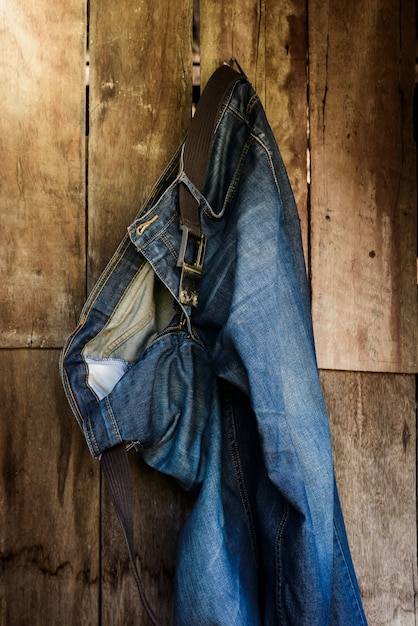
[0,1,416,625]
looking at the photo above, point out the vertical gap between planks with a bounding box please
[85,2,101,622]
[305,0,312,297]
[85,0,90,303]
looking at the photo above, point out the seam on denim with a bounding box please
[160,232,178,260]
[224,137,253,209]
[220,91,282,201]
[61,315,89,363]
[213,81,246,135]
[275,503,289,624]
[73,241,146,346]
[62,144,183,451]
[61,310,97,360]
[84,415,100,457]
[135,210,178,251]
[61,339,100,428]
[180,172,217,220]
[245,93,261,119]
[137,258,184,324]
[224,104,250,128]
[202,136,253,221]
[80,236,132,323]
[223,386,259,568]
[80,354,103,403]
[80,256,154,360]
[333,519,367,624]
[202,119,278,222]
[150,264,181,314]
[152,327,206,352]
[128,178,180,247]
[188,325,206,347]
[225,92,259,128]
[104,396,123,444]
[252,133,282,195]
[103,310,154,357]
[61,368,86,428]
[84,355,129,365]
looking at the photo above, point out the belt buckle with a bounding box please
[177,225,207,308]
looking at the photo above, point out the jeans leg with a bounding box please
[329,482,368,625]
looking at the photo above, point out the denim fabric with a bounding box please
[60,76,367,625]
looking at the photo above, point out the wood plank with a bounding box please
[321,371,417,625]
[200,0,310,253]
[0,350,100,625]
[0,0,87,348]
[264,0,309,255]
[101,457,194,625]
[87,1,195,622]
[88,0,193,286]
[200,0,267,91]
[309,0,417,372]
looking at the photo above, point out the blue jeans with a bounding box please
[61,78,367,625]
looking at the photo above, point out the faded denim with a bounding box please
[60,76,368,625]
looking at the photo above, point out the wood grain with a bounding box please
[0,1,416,625]
[321,371,417,625]
[88,0,193,287]
[0,350,100,625]
[264,0,309,255]
[87,1,195,622]
[101,457,194,625]
[309,0,417,373]
[200,0,310,254]
[0,0,86,347]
